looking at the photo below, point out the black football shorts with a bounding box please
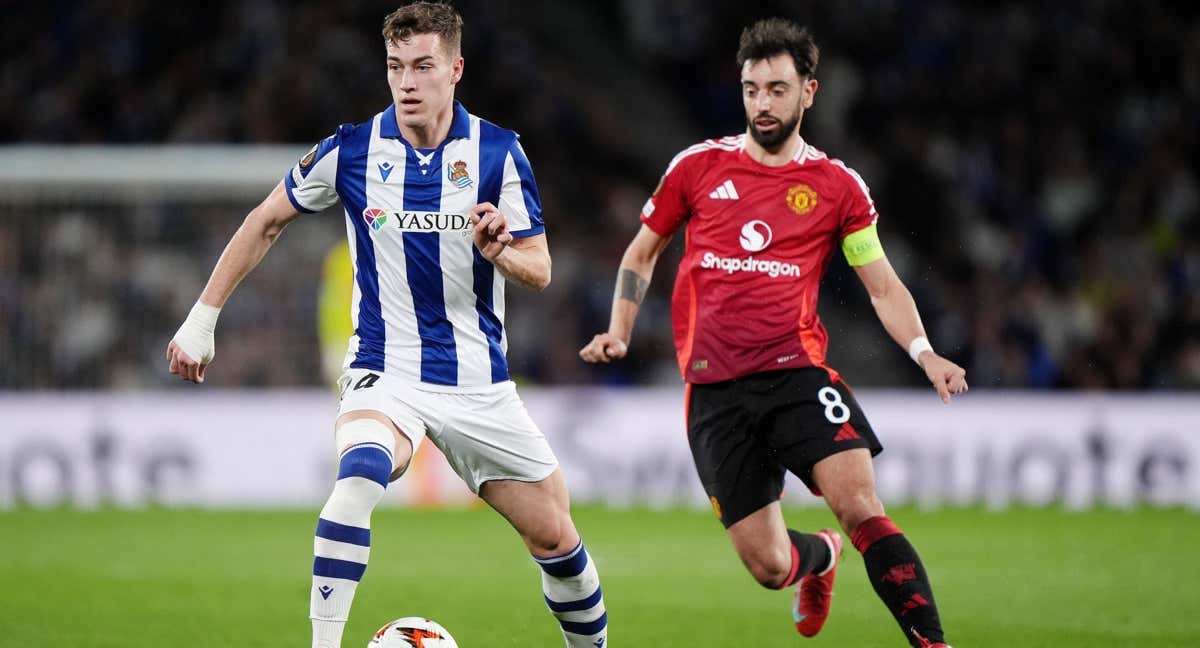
[686,367,882,528]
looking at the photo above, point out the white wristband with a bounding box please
[172,301,221,364]
[907,336,934,365]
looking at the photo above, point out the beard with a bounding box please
[747,110,801,149]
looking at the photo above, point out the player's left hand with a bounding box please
[470,202,513,261]
[919,352,968,404]
[579,333,629,363]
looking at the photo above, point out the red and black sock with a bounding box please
[851,516,945,646]
[778,529,832,588]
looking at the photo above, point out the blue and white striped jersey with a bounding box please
[284,101,544,390]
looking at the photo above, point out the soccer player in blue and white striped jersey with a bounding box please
[167,4,608,647]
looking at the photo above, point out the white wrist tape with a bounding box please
[907,336,934,365]
[172,301,220,364]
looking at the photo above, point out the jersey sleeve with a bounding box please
[640,150,694,237]
[832,160,885,266]
[499,138,544,238]
[283,128,343,214]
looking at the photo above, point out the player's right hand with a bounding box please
[579,333,628,364]
[167,302,220,384]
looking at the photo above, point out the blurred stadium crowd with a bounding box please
[1,0,1197,389]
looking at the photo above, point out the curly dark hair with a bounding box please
[382,2,463,56]
[736,18,819,78]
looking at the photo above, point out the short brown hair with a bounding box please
[736,18,819,79]
[382,2,463,56]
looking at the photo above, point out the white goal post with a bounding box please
[0,144,310,201]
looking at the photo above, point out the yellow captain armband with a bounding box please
[841,223,886,266]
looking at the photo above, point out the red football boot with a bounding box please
[792,529,843,636]
[911,628,953,647]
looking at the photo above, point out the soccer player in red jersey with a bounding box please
[581,18,965,648]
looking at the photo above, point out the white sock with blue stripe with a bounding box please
[310,439,393,648]
[535,541,608,648]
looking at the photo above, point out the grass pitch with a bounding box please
[4,506,1198,647]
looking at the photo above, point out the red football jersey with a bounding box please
[641,134,879,384]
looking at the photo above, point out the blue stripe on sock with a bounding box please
[339,441,392,460]
[560,612,608,637]
[315,518,371,547]
[535,544,588,578]
[545,586,603,613]
[533,539,582,563]
[313,556,367,581]
[336,446,392,488]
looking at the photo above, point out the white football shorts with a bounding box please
[336,368,558,493]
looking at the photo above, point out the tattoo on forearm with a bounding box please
[617,269,649,304]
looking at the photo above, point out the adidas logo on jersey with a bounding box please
[709,179,739,200]
[833,423,861,442]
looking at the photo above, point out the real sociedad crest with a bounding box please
[446,160,473,188]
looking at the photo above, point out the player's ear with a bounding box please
[450,57,464,85]
[802,78,818,109]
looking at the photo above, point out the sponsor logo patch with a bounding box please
[361,207,472,236]
[700,252,801,278]
[738,220,773,252]
[362,208,388,231]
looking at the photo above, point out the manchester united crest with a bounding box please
[786,183,818,215]
[446,160,473,188]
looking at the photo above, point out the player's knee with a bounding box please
[525,513,574,555]
[526,526,568,555]
[833,492,885,536]
[748,563,790,589]
[740,549,791,589]
[339,449,391,484]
